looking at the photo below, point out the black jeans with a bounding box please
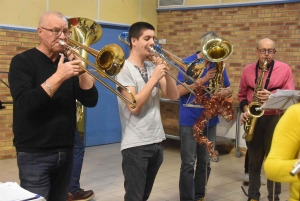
[247,115,281,201]
[121,143,163,201]
[17,150,73,201]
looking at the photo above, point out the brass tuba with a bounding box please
[61,17,136,109]
[67,18,101,122]
[243,59,268,142]
[202,38,233,94]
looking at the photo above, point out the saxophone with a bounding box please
[243,59,268,142]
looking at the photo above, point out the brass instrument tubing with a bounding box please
[148,47,212,95]
[118,33,211,96]
[149,47,196,84]
[59,40,136,109]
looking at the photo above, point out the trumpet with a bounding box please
[62,17,136,109]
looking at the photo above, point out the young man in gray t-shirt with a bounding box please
[115,21,179,201]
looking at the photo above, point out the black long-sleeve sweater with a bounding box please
[9,48,98,152]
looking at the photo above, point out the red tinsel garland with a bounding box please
[192,84,234,158]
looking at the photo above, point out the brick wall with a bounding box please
[158,2,300,133]
[1,2,300,159]
[0,29,38,159]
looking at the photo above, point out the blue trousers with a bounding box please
[69,128,85,194]
[122,143,164,201]
[179,125,216,201]
[17,150,73,201]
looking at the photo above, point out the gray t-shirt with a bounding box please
[115,59,166,151]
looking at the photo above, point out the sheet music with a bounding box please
[0,182,40,201]
[270,89,300,98]
[261,89,300,110]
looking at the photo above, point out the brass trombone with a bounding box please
[62,17,136,109]
[118,32,203,95]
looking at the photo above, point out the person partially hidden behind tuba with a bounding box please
[238,38,295,201]
[177,31,233,201]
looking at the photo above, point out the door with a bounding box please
[82,24,130,146]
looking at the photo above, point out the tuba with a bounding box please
[243,59,268,142]
[76,100,83,122]
[67,18,101,122]
[61,17,136,109]
[201,38,233,94]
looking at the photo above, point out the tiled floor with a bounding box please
[0,139,289,201]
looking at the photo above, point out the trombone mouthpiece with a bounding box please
[148,46,155,52]
[59,40,66,46]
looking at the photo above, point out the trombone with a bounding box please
[118,32,205,95]
[62,17,136,109]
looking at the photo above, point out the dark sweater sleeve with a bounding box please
[76,84,98,107]
[8,53,50,117]
[239,99,248,113]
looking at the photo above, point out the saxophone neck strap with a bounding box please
[255,60,275,89]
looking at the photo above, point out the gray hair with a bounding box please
[39,11,67,27]
[200,32,220,47]
[256,38,276,49]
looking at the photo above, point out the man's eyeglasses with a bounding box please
[40,27,72,37]
[257,49,276,54]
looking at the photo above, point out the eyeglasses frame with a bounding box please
[40,26,72,37]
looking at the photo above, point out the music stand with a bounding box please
[259,89,300,111]
[259,89,300,201]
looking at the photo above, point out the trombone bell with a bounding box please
[62,17,136,109]
[96,44,125,76]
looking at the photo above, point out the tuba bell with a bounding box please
[201,38,233,94]
[67,17,102,122]
[61,17,136,109]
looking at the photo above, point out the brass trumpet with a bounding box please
[62,17,136,109]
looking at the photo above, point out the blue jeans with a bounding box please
[121,143,164,201]
[179,125,216,201]
[17,150,73,201]
[69,128,85,194]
